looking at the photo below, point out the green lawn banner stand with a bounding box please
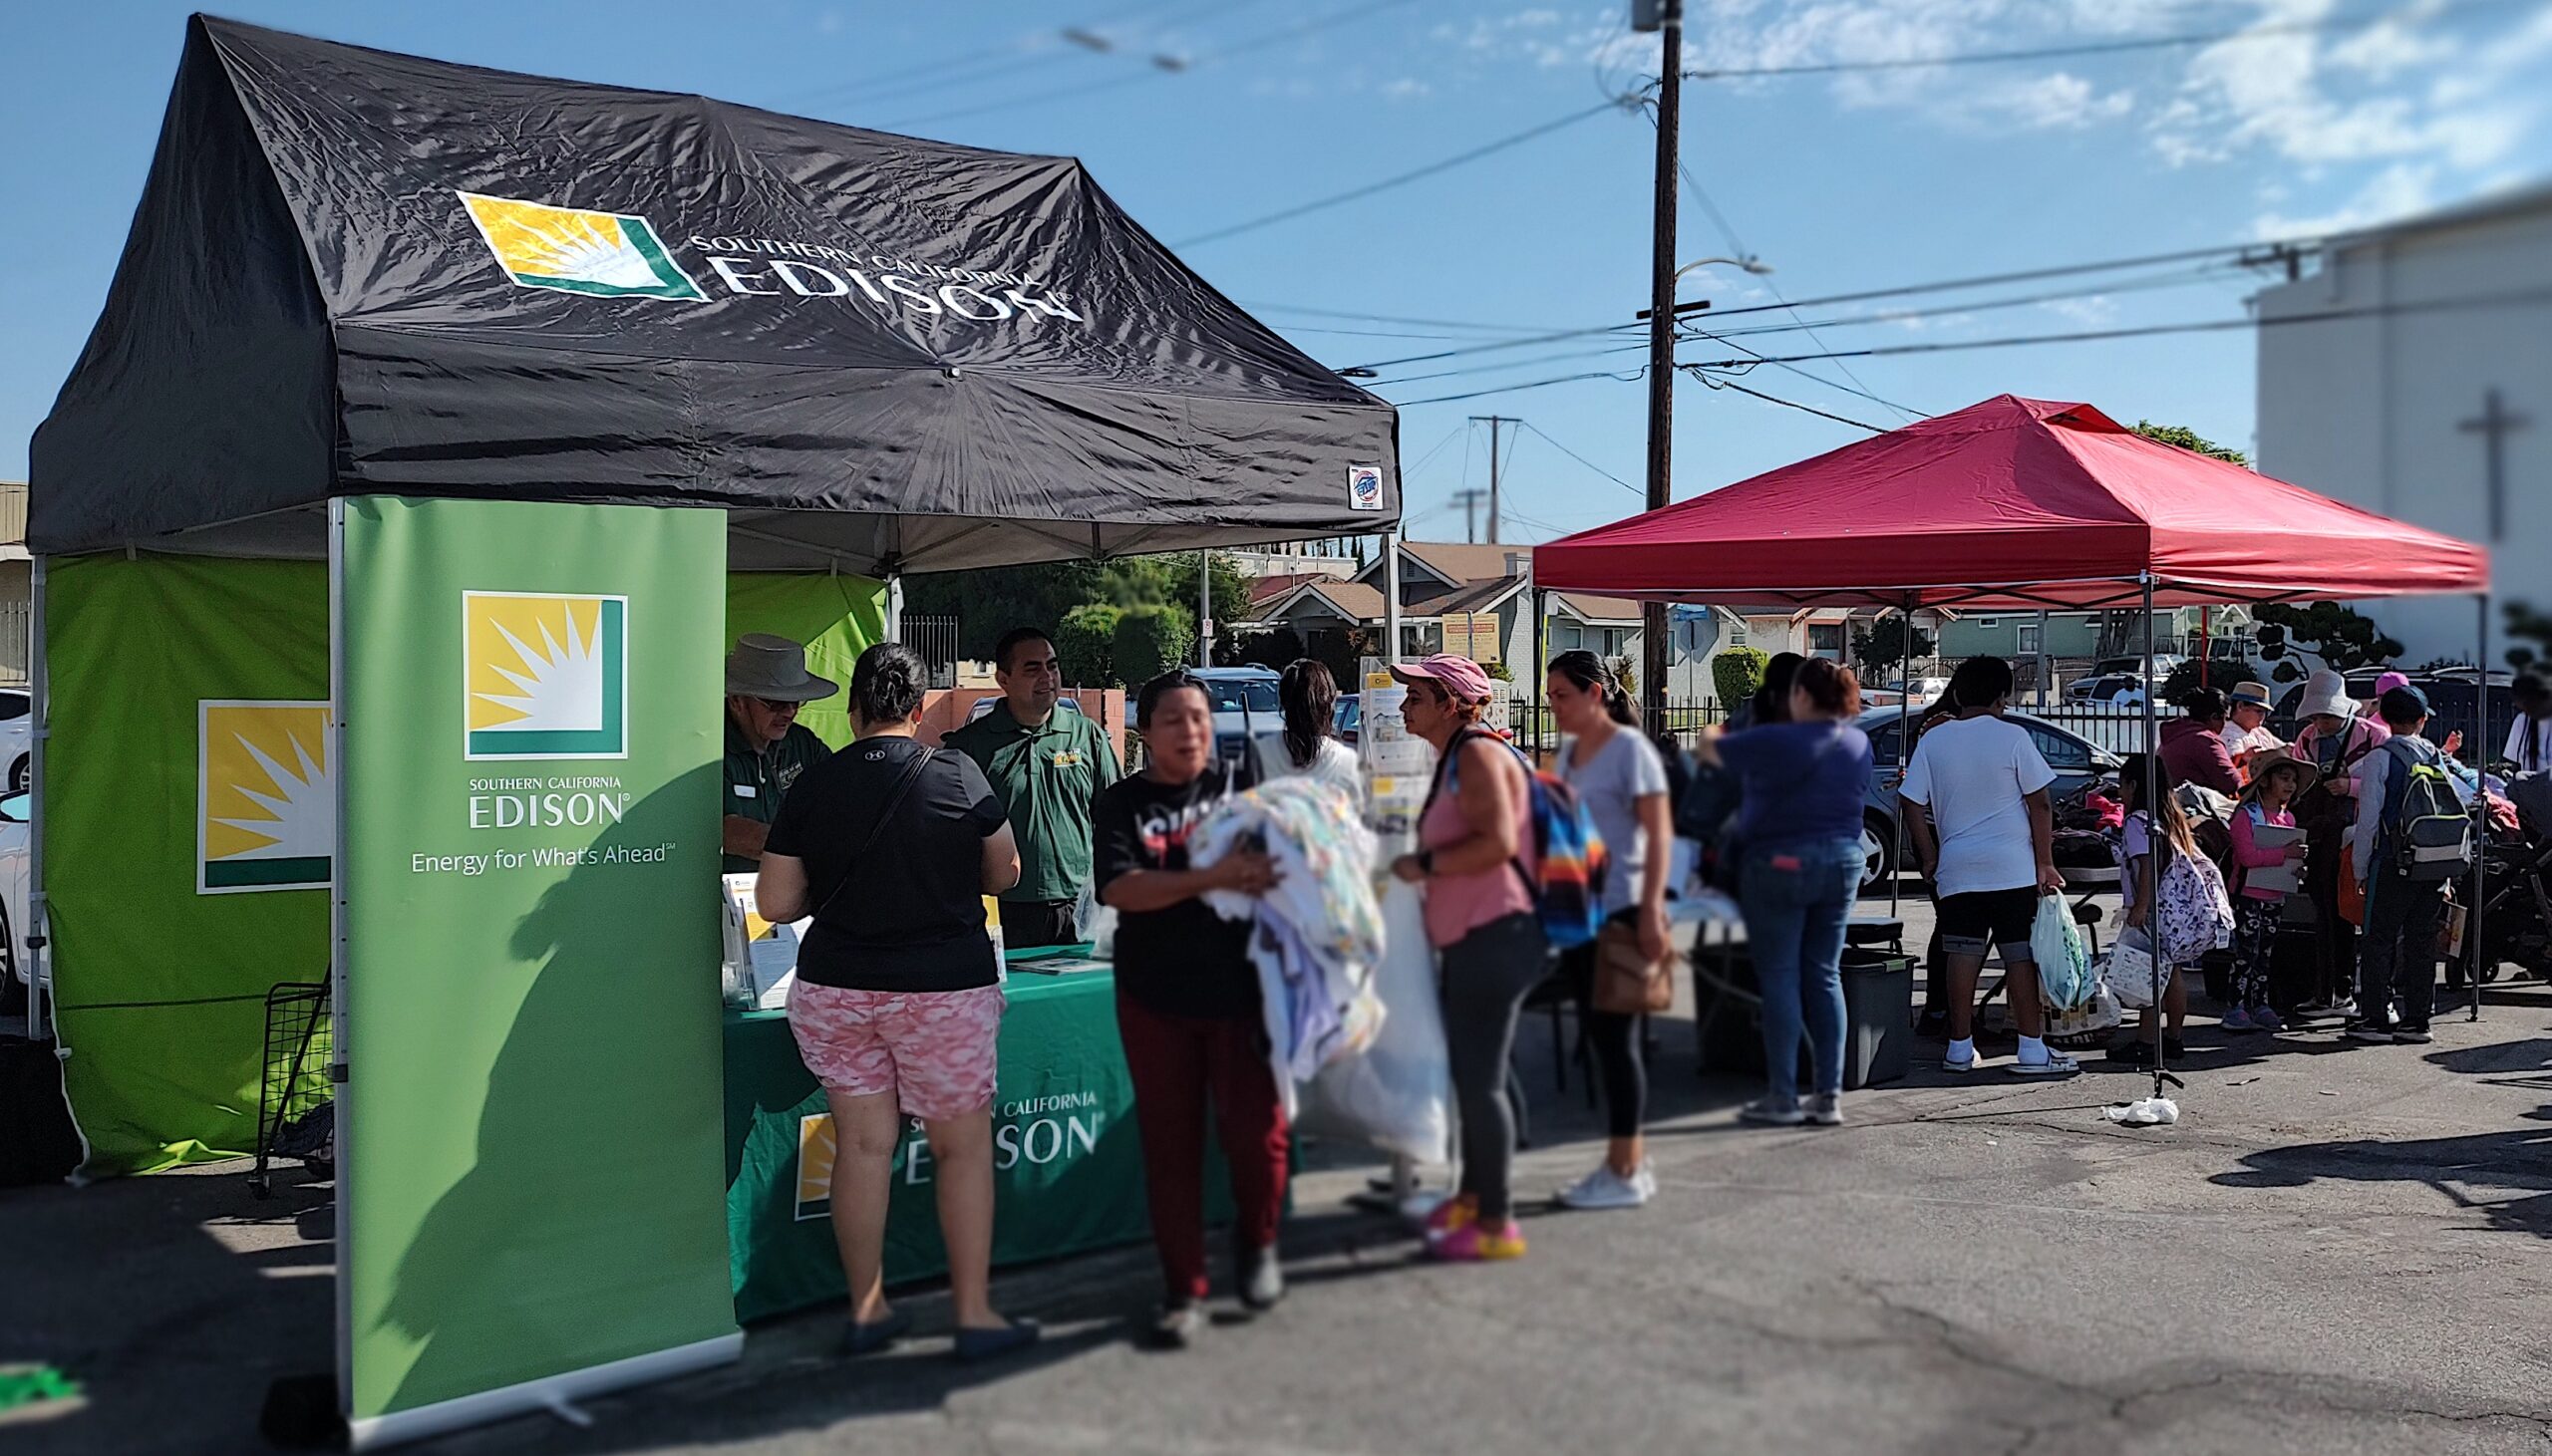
[27,18,1397,1448]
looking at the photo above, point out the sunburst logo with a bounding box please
[464,591,628,760]
[457,191,705,301]
[796,1113,835,1222]
[199,701,334,895]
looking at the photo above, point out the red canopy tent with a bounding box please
[1534,395,2488,610]
[1532,395,2496,1062]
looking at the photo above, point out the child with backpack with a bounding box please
[1389,655,1607,1263]
[2347,686,2478,1044]
[2113,756,2234,1067]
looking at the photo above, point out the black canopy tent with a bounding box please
[30,15,1402,569]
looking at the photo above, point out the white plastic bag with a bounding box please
[2030,894,2095,1014]
[1073,877,1117,958]
[1291,880,1451,1164]
[2046,982,2121,1038]
[2101,928,2158,1010]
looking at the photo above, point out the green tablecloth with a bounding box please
[724,951,1227,1323]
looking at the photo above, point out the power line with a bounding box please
[1522,422,1642,496]
[1369,341,1648,388]
[1687,371,1888,433]
[1678,285,2552,369]
[888,0,1420,130]
[1242,301,1576,334]
[1399,422,1468,480]
[1389,368,1647,408]
[778,0,1204,106]
[1681,0,2521,81]
[1175,99,1628,247]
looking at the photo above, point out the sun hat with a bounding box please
[2374,671,2411,697]
[1389,654,1495,704]
[2240,746,2320,800]
[725,633,839,702]
[2297,669,2357,722]
[2228,681,2275,711]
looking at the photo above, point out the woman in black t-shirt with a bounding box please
[759,643,1038,1363]
[1093,670,1282,1350]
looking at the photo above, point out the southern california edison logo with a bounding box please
[464,592,629,761]
[198,701,333,895]
[457,191,705,301]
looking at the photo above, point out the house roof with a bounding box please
[2323,180,2552,254]
[1413,576,1527,617]
[1253,579,1389,625]
[1249,570,1334,606]
[1551,591,1644,624]
[1356,540,1532,591]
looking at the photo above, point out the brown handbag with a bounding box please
[1592,917,1679,1016]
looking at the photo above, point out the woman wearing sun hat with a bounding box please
[2220,681,2285,777]
[2291,670,2391,1013]
[1388,653,1546,1263]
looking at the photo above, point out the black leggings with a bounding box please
[1563,921,1649,1141]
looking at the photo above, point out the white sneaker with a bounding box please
[1557,1164,1651,1211]
[1632,1160,1659,1199]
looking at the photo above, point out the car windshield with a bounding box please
[1207,680,1281,715]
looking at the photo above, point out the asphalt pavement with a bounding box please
[12,890,2552,1456]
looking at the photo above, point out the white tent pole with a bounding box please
[882,571,904,639]
[1893,591,1912,918]
[1384,537,1404,670]
[327,499,354,1421]
[2472,590,2490,1022]
[2142,575,2166,1102]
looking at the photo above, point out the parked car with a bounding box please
[1855,706,2123,890]
[2269,669,2508,757]
[0,691,28,795]
[0,792,30,1013]
[2065,672,2155,707]
[1333,694,1361,747]
[1191,666,1289,772]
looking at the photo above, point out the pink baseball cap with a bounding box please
[1390,654,1495,703]
[2374,671,2410,696]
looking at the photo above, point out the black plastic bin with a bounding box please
[1693,946,1915,1091]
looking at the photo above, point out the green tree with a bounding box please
[2131,420,2249,467]
[1851,616,1935,681]
[1712,647,1767,710]
[901,559,1102,662]
[2505,600,2552,672]
[2255,602,2403,681]
[1112,603,1192,686]
[1056,603,1123,686]
[1232,625,1306,671]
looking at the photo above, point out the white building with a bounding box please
[2254,184,2551,666]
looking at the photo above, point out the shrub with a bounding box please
[1712,647,1768,710]
[1056,603,1122,686]
[1111,603,1193,686]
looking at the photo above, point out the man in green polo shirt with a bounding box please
[721,634,837,875]
[946,626,1120,948]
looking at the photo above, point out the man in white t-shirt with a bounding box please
[1899,656,2075,1077]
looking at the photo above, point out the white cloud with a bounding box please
[2252,160,2441,237]
[1382,77,1433,101]
[2042,294,2119,325]
[1976,72,2137,130]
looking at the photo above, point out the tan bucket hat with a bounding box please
[725,634,839,703]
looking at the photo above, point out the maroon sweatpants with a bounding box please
[1115,994,1290,1306]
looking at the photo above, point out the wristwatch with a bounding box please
[1416,850,1436,876]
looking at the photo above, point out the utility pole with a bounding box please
[1639,0,1682,728]
[1449,487,1489,545]
[1470,415,1521,545]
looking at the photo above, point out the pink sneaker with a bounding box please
[1422,1193,1477,1243]
[1430,1218,1526,1263]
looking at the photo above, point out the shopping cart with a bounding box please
[249,980,334,1199]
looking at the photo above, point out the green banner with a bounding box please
[44,555,331,1175]
[338,498,736,1436]
[724,573,886,751]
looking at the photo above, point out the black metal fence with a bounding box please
[905,613,962,690]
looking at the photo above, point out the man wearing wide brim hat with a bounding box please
[723,634,840,874]
[2220,680,2286,772]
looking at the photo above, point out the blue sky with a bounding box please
[3,1,2546,544]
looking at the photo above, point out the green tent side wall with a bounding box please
[43,555,886,1176]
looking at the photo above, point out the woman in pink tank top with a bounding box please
[1387,655,1548,1263]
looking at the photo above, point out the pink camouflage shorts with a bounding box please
[786,982,1005,1120]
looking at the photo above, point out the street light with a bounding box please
[1674,255,1773,282]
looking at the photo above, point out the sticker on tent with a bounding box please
[464,592,629,761]
[457,191,706,301]
[1349,464,1383,511]
[198,701,333,894]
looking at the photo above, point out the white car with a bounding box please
[0,690,28,795]
[0,792,30,1010]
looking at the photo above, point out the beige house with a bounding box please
[0,483,27,685]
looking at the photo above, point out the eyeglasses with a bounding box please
[754,697,801,713]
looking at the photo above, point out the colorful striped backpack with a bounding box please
[1434,729,1611,950]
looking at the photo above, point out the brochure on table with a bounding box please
[722,874,807,1011]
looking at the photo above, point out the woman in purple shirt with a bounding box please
[1698,659,1877,1127]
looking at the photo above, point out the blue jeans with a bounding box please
[1739,838,1864,1101]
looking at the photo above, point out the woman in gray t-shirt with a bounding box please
[1547,651,1672,1212]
